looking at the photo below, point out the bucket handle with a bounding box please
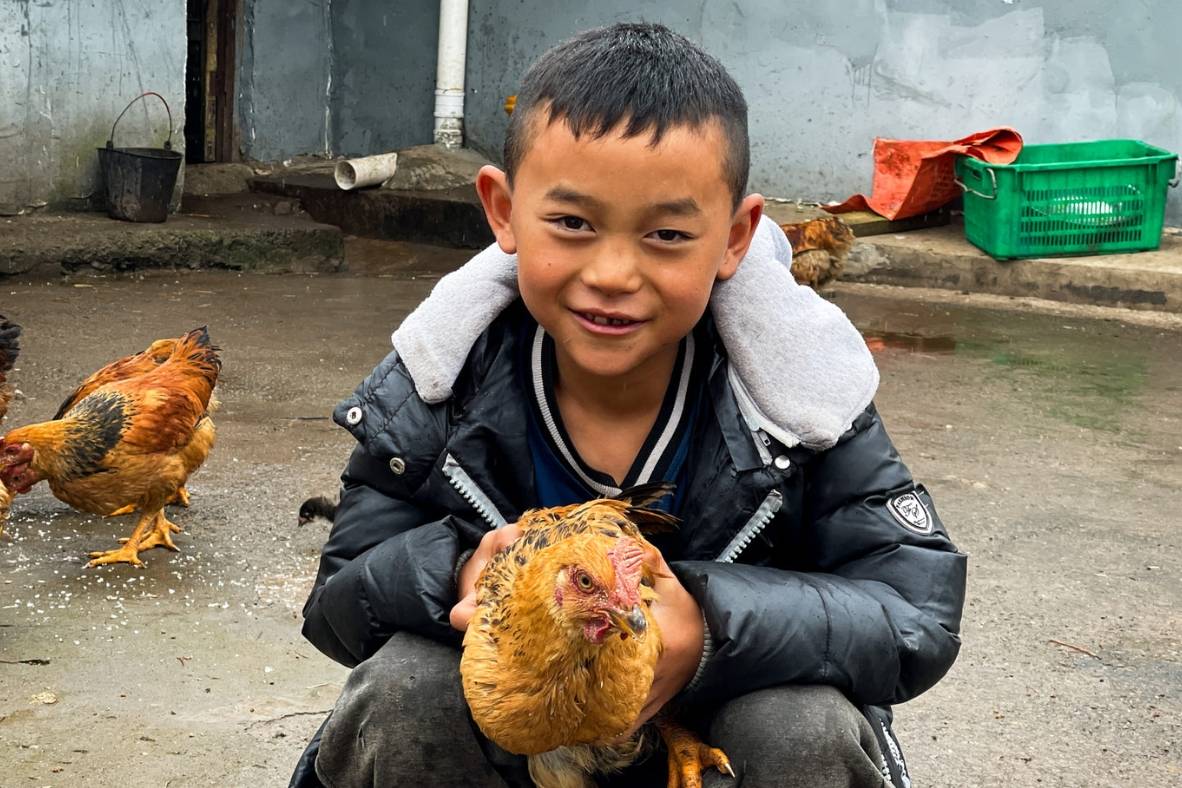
[1170,160,1179,189]
[953,167,998,200]
[106,92,174,151]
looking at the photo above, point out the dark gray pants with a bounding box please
[316,632,888,788]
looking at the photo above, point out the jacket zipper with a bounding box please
[716,489,783,563]
[442,453,507,529]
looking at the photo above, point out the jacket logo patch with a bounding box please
[887,492,931,534]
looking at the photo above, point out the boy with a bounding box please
[292,23,966,788]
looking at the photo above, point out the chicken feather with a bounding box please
[53,338,176,420]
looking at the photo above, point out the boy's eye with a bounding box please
[649,229,691,243]
[554,216,591,232]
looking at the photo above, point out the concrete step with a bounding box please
[248,172,494,249]
[0,194,344,276]
[845,223,1182,312]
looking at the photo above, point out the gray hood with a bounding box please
[391,215,877,449]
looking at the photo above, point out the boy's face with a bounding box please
[477,115,763,382]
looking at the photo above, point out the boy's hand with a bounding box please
[628,550,704,733]
[449,524,523,632]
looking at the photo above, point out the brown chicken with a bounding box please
[460,484,733,788]
[53,336,200,511]
[0,315,21,527]
[781,216,856,288]
[0,327,220,567]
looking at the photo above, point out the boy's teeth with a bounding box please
[586,314,633,327]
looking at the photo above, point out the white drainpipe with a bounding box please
[434,0,468,148]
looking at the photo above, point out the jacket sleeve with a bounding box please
[301,446,478,667]
[673,405,967,707]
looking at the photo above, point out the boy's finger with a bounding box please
[493,525,523,551]
[450,594,477,631]
[642,545,670,574]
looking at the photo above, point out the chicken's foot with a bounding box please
[118,512,182,546]
[656,717,734,788]
[88,511,156,567]
[134,511,182,552]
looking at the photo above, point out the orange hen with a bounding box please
[0,327,220,566]
[780,216,856,288]
[53,336,203,510]
[460,484,733,788]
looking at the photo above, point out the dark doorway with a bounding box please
[184,0,238,162]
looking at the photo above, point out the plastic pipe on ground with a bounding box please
[334,152,400,190]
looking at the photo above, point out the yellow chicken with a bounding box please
[461,484,733,788]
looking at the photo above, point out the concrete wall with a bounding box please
[238,0,437,161]
[0,0,185,213]
[330,0,438,157]
[464,0,1182,224]
[238,0,332,161]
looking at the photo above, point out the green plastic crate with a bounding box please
[955,139,1179,260]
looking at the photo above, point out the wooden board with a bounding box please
[762,200,952,237]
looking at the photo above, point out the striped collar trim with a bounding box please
[530,326,696,497]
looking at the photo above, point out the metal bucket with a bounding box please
[98,92,182,223]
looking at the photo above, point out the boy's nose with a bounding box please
[580,245,642,295]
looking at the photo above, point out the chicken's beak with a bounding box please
[297,515,311,527]
[609,604,648,641]
[0,442,34,474]
[0,444,38,494]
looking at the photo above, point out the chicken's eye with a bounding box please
[575,571,594,591]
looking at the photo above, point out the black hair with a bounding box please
[504,22,750,206]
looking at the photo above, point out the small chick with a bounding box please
[298,495,337,527]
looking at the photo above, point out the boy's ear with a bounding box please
[717,194,765,281]
[475,165,517,254]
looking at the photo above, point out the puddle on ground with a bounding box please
[846,297,1157,435]
[972,345,1148,432]
[861,330,957,353]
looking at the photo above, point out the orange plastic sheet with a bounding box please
[825,127,1023,221]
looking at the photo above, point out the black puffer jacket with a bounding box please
[294,303,967,786]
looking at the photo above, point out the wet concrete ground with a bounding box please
[0,246,1179,787]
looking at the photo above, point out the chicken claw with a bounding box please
[88,510,160,567]
[657,718,735,788]
[135,513,182,552]
[88,543,145,567]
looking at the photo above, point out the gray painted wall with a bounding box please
[0,0,185,213]
[330,0,438,157]
[239,0,437,161]
[238,0,333,160]
[464,0,1182,223]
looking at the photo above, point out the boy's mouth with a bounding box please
[572,310,646,336]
